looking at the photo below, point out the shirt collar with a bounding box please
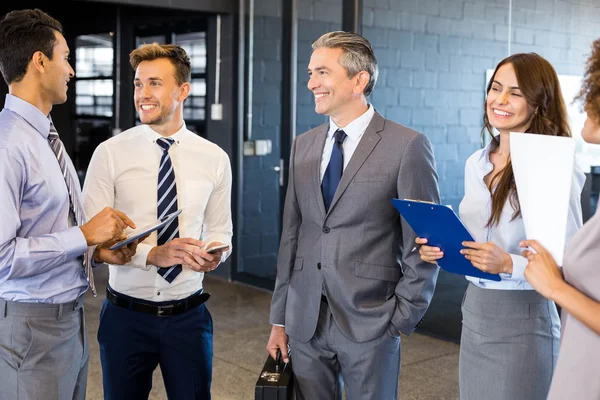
[476,136,499,171]
[143,121,189,146]
[477,143,490,163]
[327,104,375,142]
[4,94,51,139]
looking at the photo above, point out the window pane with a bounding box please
[185,78,206,121]
[192,97,205,107]
[192,108,205,120]
[174,32,207,74]
[76,95,94,106]
[136,35,166,47]
[75,34,113,78]
[191,79,206,96]
[75,80,113,117]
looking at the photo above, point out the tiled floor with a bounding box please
[84,266,460,399]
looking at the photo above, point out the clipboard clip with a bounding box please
[403,198,436,204]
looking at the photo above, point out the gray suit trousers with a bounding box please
[0,297,89,400]
[289,299,401,400]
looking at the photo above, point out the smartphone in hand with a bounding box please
[205,244,229,254]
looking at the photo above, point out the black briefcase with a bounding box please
[254,350,294,400]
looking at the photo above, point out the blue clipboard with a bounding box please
[392,198,501,281]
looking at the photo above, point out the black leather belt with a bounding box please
[106,286,210,317]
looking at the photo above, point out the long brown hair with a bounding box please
[482,53,571,226]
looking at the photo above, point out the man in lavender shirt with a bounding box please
[0,9,139,400]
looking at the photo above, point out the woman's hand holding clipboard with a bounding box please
[392,198,501,281]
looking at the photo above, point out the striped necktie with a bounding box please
[156,137,182,283]
[48,122,95,296]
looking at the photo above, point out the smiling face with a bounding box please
[307,46,366,124]
[134,57,189,128]
[486,63,536,135]
[40,30,74,106]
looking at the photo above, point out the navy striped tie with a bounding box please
[48,122,95,296]
[156,137,182,283]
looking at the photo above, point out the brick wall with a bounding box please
[361,0,600,340]
[363,0,600,209]
[241,0,600,283]
[240,0,342,278]
[240,6,284,278]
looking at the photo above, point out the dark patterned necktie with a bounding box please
[156,137,182,283]
[48,122,95,296]
[322,129,347,212]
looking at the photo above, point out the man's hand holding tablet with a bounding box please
[108,210,183,250]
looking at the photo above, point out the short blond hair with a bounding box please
[129,43,191,85]
[312,31,378,96]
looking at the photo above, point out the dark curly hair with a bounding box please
[577,39,600,122]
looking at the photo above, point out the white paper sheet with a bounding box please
[510,132,575,265]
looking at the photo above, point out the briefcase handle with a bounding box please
[275,346,291,373]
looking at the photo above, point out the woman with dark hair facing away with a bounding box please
[417,53,585,400]
[521,38,600,400]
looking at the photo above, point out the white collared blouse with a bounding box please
[458,142,584,290]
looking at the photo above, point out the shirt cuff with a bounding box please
[128,243,153,271]
[505,253,528,282]
[272,323,285,327]
[64,227,89,259]
[89,245,105,268]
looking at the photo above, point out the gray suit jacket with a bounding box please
[269,111,441,343]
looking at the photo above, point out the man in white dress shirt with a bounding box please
[82,43,233,399]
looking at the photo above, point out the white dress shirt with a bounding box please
[459,143,584,290]
[320,105,375,180]
[82,123,233,301]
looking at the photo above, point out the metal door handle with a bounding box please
[274,159,284,187]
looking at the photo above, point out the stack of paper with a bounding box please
[510,132,575,265]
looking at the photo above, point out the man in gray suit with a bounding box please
[266,31,441,399]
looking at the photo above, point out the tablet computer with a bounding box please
[108,209,183,250]
[392,198,500,281]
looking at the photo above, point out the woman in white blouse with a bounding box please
[417,53,584,400]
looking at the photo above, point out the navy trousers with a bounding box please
[98,294,213,400]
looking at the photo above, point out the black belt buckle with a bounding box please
[156,304,176,317]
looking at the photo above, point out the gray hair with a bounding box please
[312,31,378,96]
